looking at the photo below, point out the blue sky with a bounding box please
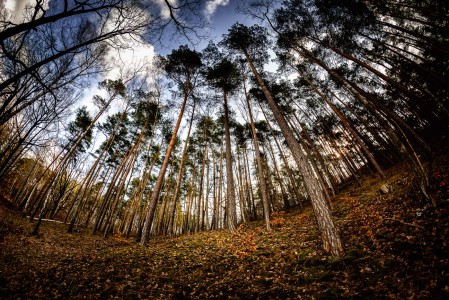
[2,0,273,156]
[3,0,263,110]
[4,0,256,66]
[205,0,253,40]
[154,0,255,55]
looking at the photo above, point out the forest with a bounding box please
[1,0,449,298]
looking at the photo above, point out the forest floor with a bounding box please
[1,155,449,299]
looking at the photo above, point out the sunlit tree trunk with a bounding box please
[266,139,291,210]
[236,151,247,223]
[140,87,190,244]
[204,160,210,231]
[223,92,238,231]
[195,141,208,232]
[29,85,120,235]
[243,147,257,219]
[217,141,225,229]
[258,103,304,209]
[167,105,195,235]
[243,49,344,256]
[242,77,271,230]
[210,149,218,230]
[297,46,434,203]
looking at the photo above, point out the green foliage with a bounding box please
[99,79,126,98]
[97,112,131,166]
[276,0,377,51]
[205,59,241,93]
[221,23,270,65]
[66,106,93,159]
[232,122,251,149]
[129,90,161,136]
[163,45,202,89]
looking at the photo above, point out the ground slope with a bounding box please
[1,157,449,299]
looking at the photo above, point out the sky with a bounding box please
[2,0,254,77]
[153,0,254,55]
[1,0,268,160]
[204,0,253,41]
[2,0,259,117]
[103,0,256,111]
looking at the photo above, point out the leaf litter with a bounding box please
[1,155,449,299]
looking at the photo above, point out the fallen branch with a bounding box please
[27,216,83,227]
[381,218,424,229]
[27,216,64,223]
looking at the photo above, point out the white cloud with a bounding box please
[78,38,156,130]
[4,0,49,22]
[100,7,155,85]
[204,0,229,19]
[4,0,15,11]
[105,36,156,85]
[153,0,178,20]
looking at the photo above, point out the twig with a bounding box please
[381,218,424,229]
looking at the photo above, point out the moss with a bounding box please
[308,229,318,235]
[326,257,341,267]
[297,249,314,260]
[346,248,363,258]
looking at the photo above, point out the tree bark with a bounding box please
[140,85,190,245]
[243,48,344,257]
[223,91,238,231]
[242,77,271,230]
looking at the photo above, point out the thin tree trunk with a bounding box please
[140,83,191,245]
[195,142,208,232]
[243,147,257,219]
[223,91,237,231]
[236,151,247,223]
[297,70,386,179]
[167,104,196,235]
[243,48,344,257]
[242,76,271,230]
[258,103,304,210]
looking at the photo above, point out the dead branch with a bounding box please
[381,217,425,230]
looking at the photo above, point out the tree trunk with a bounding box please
[140,85,190,245]
[236,151,247,223]
[242,77,271,230]
[297,70,386,179]
[223,91,238,231]
[243,48,344,257]
[167,104,195,235]
[258,106,304,209]
[195,142,208,232]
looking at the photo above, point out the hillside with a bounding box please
[1,155,449,299]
